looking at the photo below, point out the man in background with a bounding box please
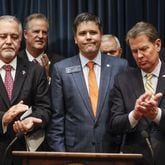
[19,13,64,79]
[100,34,122,57]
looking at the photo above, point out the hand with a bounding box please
[142,92,162,119]
[3,101,28,126]
[13,117,42,134]
[134,92,162,120]
[41,54,50,79]
[133,92,150,120]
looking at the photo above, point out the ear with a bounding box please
[155,38,161,52]
[119,48,123,56]
[74,36,78,44]
[24,30,28,39]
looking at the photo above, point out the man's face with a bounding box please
[0,20,21,63]
[129,34,161,73]
[74,21,102,60]
[24,19,48,54]
[100,38,122,57]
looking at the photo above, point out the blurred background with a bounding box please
[0,0,165,67]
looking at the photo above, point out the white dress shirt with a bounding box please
[79,52,101,92]
[129,60,162,128]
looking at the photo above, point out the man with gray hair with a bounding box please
[0,15,51,165]
[100,34,122,57]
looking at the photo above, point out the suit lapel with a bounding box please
[0,75,10,106]
[131,69,145,98]
[11,57,28,104]
[156,63,165,105]
[69,56,94,119]
[96,56,112,119]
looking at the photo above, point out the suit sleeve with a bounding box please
[47,64,65,151]
[109,74,132,134]
[30,65,51,129]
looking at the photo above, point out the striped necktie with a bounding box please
[145,73,154,93]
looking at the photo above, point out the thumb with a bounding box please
[154,92,163,101]
[32,117,42,124]
[18,100,24,104]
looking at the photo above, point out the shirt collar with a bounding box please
[79,52,101,68]
[25,49,44,62]
[141,59,161,78]
[0,57,17,70]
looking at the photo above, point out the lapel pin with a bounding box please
[22,70,26,75]
[162,75,165,77]
[106,64,110,67]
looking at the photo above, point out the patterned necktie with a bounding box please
[32,59,39,64]
[3,65,14,99]
[145,73,154,93]
[87,61,99,117]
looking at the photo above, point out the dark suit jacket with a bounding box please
[0,56,51,165]
[109,63,165,165]
[18,50,65,76]
[47,54,128,153]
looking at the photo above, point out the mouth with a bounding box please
[3,47,14,51]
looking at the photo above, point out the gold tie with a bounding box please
[145,73,154,93]
[87,61,99,117]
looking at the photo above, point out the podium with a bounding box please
[12,151,146,165]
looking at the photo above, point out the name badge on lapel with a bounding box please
[65,65,81,73]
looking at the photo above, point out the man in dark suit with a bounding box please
[0,16,51,165]
[109,21,165,165]
[47,12,128,153]
[19,13,64,79]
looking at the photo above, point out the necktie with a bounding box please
[145,73,154,93]
[87,61,99,117]
[3,65,14,99]
[32,59,39,64]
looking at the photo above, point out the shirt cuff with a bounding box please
[129,111,139,128]
[153,108,161,124]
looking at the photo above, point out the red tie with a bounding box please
[3,65,13,100]
[87,61,99,117]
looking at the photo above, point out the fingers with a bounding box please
[13,117,42,134]
[134,92,162,120]
[3,102,28,126]
[41,54,50,66]
[13,120,28,133]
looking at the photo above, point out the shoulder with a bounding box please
[53,55,79,68]
[116,67,139,79]
[102,54,128,66]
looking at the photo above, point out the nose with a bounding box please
[86,32,91,39]
[137,50,143,58]
[6,35,12,44]
[38,31,43,38]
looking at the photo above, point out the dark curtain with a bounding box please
[0,0,165,67]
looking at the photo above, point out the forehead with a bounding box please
[76,21,100,32]
[28,19,48,30]
[0,20,19,34]
[129,35,151,48]
[102,38,116,47]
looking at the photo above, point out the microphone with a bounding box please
[120,133,126,153]
[2,133,24,165]
[141,130,154,165]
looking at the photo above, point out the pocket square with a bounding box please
[162,75,165,77]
